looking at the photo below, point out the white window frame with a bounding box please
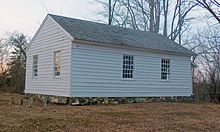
[54,51,61,78]
[32,55,38,78]
[122,54,134,79]
[161,58,170,80]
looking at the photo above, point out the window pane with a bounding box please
[125,74,127,78]
[55,67,60,72]
[33,55,38,77]
[33,65,37,69]
[54,51,61,77]
[55,62,60,67]
[33,73,37,77]
[122,54,134,78]
[55,51,61,56]
[161,58,170,80]
[55,71,60,76]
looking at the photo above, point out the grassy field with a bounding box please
[0,93,220,132]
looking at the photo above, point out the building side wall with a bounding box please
[25,16,72,97]
[70,42,192,97]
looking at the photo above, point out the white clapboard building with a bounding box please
[25,14,196,97]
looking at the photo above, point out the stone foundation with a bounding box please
[69,96,194,106]
[26,94,194,105]
[25,94,69,104]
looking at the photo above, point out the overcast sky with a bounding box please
[0,0,100,37]
[0,0,215,39]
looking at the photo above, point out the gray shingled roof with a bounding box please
[49,14,195,56]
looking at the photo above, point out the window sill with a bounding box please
[54,76,61,79]
[32,77,38,79]
[161,79,171,82]
[121,78,135,81]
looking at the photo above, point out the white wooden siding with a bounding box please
[25,16,72,97]
[70,42,192,97]
[25,15,192,97]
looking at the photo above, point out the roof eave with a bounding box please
[72,39,194,57]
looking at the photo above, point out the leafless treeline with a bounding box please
[97,0,197,44]
[189,24,220,103]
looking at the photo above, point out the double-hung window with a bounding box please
[161,58,170,80]
[54,51,61,77]
[33,55,38,77]
[123,54,134,79]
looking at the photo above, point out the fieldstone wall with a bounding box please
[25,94,69,104]
[69,96,194,106]
[25,94,194,105]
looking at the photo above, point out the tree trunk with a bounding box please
[109,0,112,25]
[163,0,169,36]
[149,0,154,32]
[178,0,181,45]
[154,0,160,33]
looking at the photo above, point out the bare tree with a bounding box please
[178,0,182,44]
[109,0,112,25]
[0,39,8,73]
[148,0,161,33]
[169,0,197,41]
[190,24,220,103]
[162,0,169,36]
[95,0,119,25]
[195,0,220,23]
[96,0,196,43]
[0,38,9,91]
[108,0,119,25]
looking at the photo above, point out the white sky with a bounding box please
[0,0,215,39]
[0,0,100,38]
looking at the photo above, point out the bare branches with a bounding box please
[195,0,220,23]
[108,0,118,25]
[0,39,8,73]
[96,0,196,43]
[191,24,220,102]
[170,0,197,41]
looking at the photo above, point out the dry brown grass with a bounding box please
[0,93,220,132]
